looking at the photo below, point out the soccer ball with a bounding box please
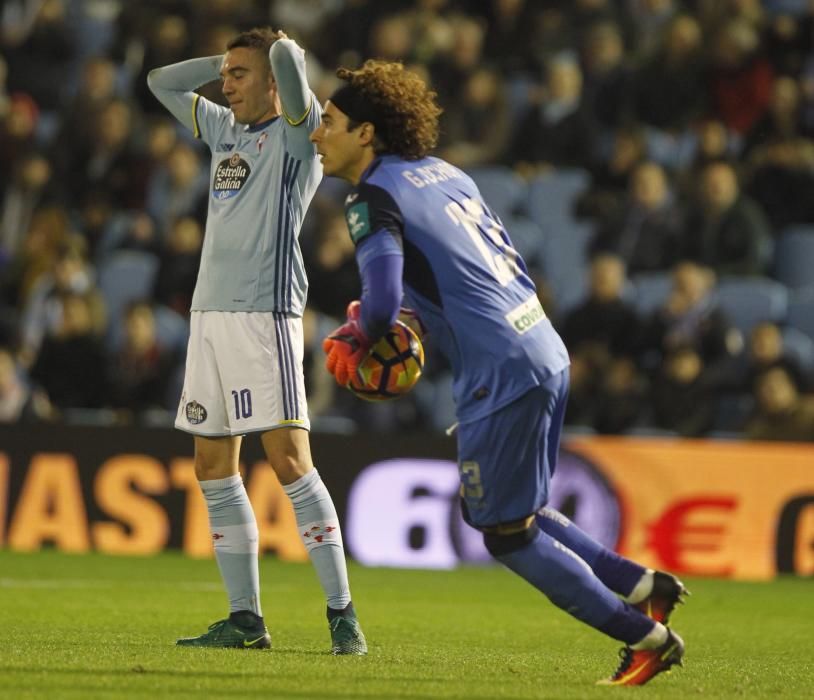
[347,321,424,401]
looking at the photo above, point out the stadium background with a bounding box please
[0,0,813,580]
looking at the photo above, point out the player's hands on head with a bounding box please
[323,300,373,386]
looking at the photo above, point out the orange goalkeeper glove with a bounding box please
[322,301,373,386]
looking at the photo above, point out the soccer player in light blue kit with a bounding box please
[312,60,687,684]
[147,28,366,654]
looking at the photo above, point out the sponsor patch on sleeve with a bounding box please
[346,202,372,243]
[505,296,546,335]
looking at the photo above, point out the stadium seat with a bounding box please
[526,168,590,237]
[773,225,814,291]
[630,271,673,316]
[152,304,190,355]
[540,221,593,313]
[781,325,814,376]
[715,277,789,335]
[467,166,528,222]
[787,287,814,341]
[97,250,160,345]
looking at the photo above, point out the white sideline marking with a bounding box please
[0,578,295,592]
[0,578,221,591]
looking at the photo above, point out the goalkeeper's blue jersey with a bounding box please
[345,155,570,424]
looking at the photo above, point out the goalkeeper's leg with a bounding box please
[535,507,689,623]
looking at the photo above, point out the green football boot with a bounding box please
[176,613,271,649]
[328,606,368,655]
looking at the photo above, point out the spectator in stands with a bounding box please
[743,75,807,155]
[0,345,48,422]
[438,66,511,169]
[632,13,706,132]
[18,235,99,367]
[681,119,734,187]
[106,301,178,415]
[3,0,76,112]
[745,366,814,441]
[60,98,143,208]
[682,160,773,275]
[640,260,740,372]
[479,0,551,77]
[304,206,362,321]
[0,92,40,183]
[506,52,597,176]
[145,141,208,233]
[560,254,641,425]
[592,356,649,434]
[650,345,718,436]
[745,136,814,230]
[56,56,119,162]
[577,125,647,221]
[590,161,682,274]
[153,216,203,316]
[580,21,633,133]
[707,19,773,137]
[740,322,812,393]
[29,291,108,411]
[1,152,55,262]
[130,13,193,115]
[429,13,488,113]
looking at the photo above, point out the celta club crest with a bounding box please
[185,400,208,424]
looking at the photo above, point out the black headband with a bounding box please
[329,83,388,144]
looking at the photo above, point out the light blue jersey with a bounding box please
[348,155,570,423]
[147,40,321,315]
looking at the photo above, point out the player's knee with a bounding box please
[483,522,539,558]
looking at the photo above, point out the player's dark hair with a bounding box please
[334,60,442,159]
[226,27,283,55]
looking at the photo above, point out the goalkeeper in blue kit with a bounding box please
[311,60,688,685]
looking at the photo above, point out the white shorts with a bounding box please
[175,311,309,436]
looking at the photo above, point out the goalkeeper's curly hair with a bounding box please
[336,60,442,160]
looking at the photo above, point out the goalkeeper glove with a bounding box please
[323,300,373,386]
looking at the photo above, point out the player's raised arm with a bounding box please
[270,37,318,156]
[147,56,222,133]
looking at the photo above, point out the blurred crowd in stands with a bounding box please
[1,0,814,441]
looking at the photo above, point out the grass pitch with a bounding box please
[0,550,811,699]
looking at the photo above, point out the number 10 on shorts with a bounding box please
[231,388,253,420]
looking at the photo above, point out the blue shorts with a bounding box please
[457,368,569,529]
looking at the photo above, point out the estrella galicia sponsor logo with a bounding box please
[185,400,208,424]
[213,153,250,200]
[215,142,235,152]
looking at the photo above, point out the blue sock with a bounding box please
[536,507,645,597]
[497,530,654,644]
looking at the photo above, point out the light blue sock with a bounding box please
[283,469,351,610]
[200,474,262,616]
[497,530,654,644]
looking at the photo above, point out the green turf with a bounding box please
[0,550,811,699]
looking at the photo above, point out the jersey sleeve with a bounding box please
[343,182,404,247]
[270,38,321,160]
[146,56,231,146]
